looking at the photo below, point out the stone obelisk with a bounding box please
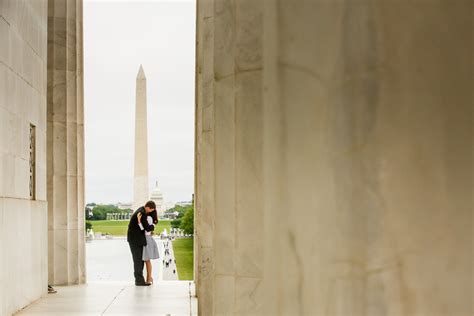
[133,65,149,210]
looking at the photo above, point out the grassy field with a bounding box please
[87,220,171,236]
[172,238,194,280]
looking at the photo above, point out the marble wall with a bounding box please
[196,0,472,315]
[0,0,85,312]
[0,0,49,315]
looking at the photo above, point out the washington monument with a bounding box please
[133,65,149,210]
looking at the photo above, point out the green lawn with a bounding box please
[172,238,194,280]
[87,220,171,236]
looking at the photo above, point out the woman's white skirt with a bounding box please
[142,235,159,260]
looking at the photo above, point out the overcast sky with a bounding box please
[84,0,196,205]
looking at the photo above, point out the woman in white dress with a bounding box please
[137,210,159,284]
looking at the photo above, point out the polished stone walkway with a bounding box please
[87,238,166,282]
[15,281,197,315]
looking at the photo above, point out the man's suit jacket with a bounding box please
[127,207,155,246]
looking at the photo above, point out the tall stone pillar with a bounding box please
[260,2,472,314]
[196,1,264,314]
[133,65,149,211]
[47,0,86,285]
[195,0,215,312]
[197,0,472,315]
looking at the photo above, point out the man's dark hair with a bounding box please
[144,200,156,209]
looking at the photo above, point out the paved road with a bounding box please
[161,240,179,280]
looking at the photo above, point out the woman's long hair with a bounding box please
[150,210,158,224]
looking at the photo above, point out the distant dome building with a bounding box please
[150,181,164,216]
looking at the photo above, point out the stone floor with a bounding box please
[14,238,194,315]
[15,281,197,315]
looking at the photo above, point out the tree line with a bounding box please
[167,204,194,235]
[84,202,194,236]
[85,203,131,221]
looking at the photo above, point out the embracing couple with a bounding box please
[127,200,160,286]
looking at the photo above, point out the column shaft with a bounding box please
[47,0,86,286]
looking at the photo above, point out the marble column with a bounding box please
[196,1,264,314]
[260,2,472,314]
[196,0,472,315]
[195,0,215,312]
[47,0,85,285]
[133,65,149,211]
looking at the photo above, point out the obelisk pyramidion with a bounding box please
[133,65,149,210]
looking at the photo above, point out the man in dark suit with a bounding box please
[127,200,156,285]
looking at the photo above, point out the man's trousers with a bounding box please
[129,242,145,284]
